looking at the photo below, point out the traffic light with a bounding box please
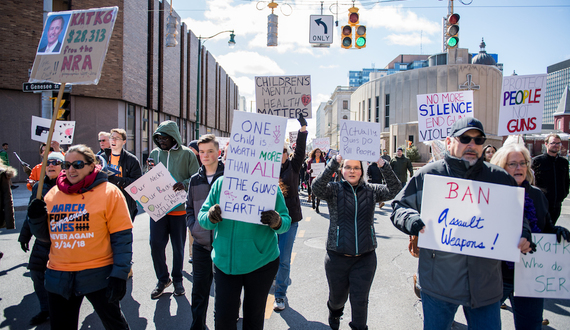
[355,25,366,49]
[341,25,352,49]
[446,13,460,48]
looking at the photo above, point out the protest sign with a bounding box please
[498,74,546,136]
[255,75,312,119]
[312,137,330,152]
[514,233,570,299]
[288,131,298,148]
[31,116,75,144]
[339,120,381,163]
[217,137,230,151]
[29,7,118,85]
[310,162,325,177]
[419,174,524,262]
[126,163,187,221]
[417,91,474,142]
[220,111,287,224]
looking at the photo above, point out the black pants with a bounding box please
[214,258,279,330]
[325,250,377,330]
[550,203,562,225]
[191,244,214,330]
[48,288,129,330]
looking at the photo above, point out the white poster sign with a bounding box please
[417,91,474,142]
[288,131,298,146]
[29,7,118,85]
[255,75,312,119]
[310,162,325,177]
[419,175,524,262]
[220,111,287,224]
[312,137,330,152]
[217,137,230,151]
[31,115,75,144]
[498,74,546,136]
[339,120,381,162]
[514,233,570,299]
[126,163,187,220]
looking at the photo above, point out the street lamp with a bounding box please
[165,1,178,47]
[195,30,235,139]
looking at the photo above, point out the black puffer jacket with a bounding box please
[280,130,307,223]
[18,176,55,271]
[531,153,570,207]
[312,158,401,255]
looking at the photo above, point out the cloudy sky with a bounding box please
[175,0,570,139]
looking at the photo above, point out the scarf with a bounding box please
[57,166,100,195]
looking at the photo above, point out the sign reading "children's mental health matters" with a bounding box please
[419,175,525,262]
[417,91,474,142]
[255,75,312,119]
[220,111,287,224]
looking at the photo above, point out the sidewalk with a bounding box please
[11,184,32,211]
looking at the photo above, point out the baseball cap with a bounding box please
[397,147,403,151]
[449,117,485,137]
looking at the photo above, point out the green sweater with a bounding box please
[198,177,291,275]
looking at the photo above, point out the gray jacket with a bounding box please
[312,158,401,255]
[186,161,224,250]
[390,153,531,308]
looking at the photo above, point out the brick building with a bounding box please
[0,0,239,182]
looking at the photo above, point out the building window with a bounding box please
[142,108,149,163]
[368,98,371,122]
[393,136,397,153]
[385,94,390,128]
[375,96,380,123]
[343,100,348,110]
[182,120,187,146]
[358,102,361,121]
[408,135,414,146]
[153,111,159,136]
[343,115,348,119]
[127,104,135,153]
[362,101,365,121]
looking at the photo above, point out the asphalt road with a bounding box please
[1,189,569,329]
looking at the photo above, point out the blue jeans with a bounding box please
[275,221,299,299]
[421,292,501,330]
[501,281,543,330]
[149,214,187,283]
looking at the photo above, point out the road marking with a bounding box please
[265,294,275,319]
[305,216,311,222]
[291,252,296,264]
[298,230,305,238]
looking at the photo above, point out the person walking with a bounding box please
[312,154,401,330]
[307,148,325,213]
[390,147,413,188]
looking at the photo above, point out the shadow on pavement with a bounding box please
[153,292,192,330]
[0,293,47,330]
[276,306,330,330]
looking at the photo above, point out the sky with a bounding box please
[174,0,570,140]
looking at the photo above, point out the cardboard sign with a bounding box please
[498,74,546,136]
[312,138,330,153]
[311,162,325,177]
[417,91,474,142]
[514,233,570,299]
[29,7,118,84]
[126,163,187,220]
[31,116,75,144]
[220,111,287,224]
[288,131,298,146]
[255,75,312,119]
[339,120,381,163]
[419,175,524,262]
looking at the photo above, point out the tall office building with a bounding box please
[545,59,570,126]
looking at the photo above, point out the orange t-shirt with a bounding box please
[44,182,133,271]
[109,154,123,177]
[27,163,43,191]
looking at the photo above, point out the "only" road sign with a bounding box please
[309,15,334,45]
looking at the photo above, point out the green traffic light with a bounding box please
[447,37,458,48]
[356,37,366,47]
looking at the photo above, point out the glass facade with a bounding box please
[545,60,570,125]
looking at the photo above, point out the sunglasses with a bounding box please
[47,160,62,166]
[62,160,92,170]
[457,135,486,145]
[98,139,108,142]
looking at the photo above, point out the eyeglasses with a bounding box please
[62,160,92,170]
[98,139,108,143]
[456,135,486,145]
[109,136,123,141]
[506,161,528,169]
[47,160,62,166]
[344,166,362,172]
[548,142,562,146]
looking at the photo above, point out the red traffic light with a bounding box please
[448,13,460,25]
[349,12,359,24]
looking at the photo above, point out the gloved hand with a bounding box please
[525,241,537,254]
[260,210,282,230]
[208,204,223,224]
[20,242,29,253]
[106,277,127,303]
[410,219,426,236]
[554,226,570,243]
[297,113,307,127]
[28,199,47,219]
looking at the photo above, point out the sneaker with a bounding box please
[151,279,172,299]
[30,311,50,325]
[413,274,421,299]
[328,313,341,330]
[542,319,549,326]
[273,298,286,311]
[173,281,185,296]
[188,257,193,264]
[500,303,507,310]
